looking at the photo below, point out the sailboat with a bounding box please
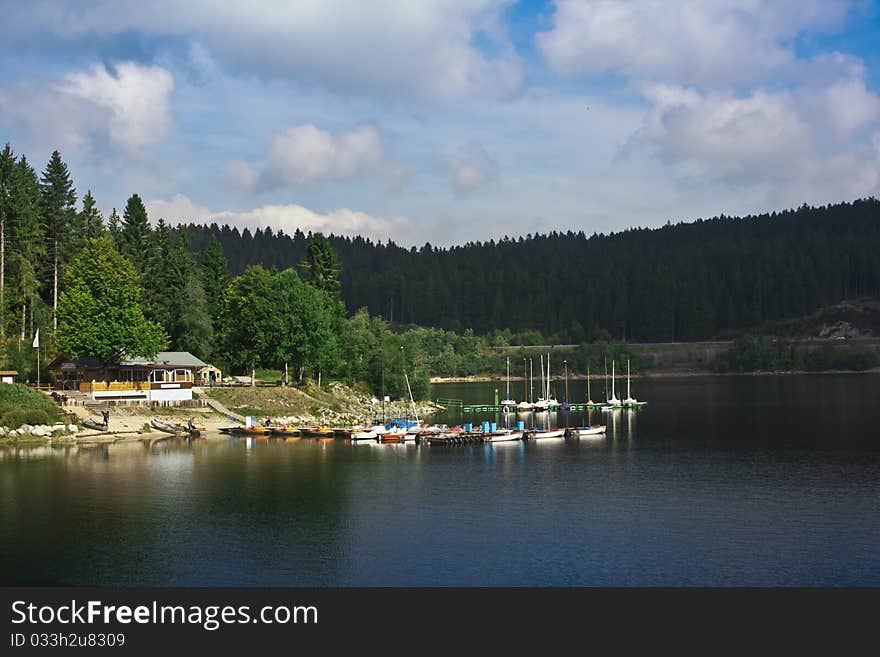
[622,359,648,408]
[501,356,516,411]
[517,358,533,412]
[603,359,622,410]
[545,353,559,410]
[534,354,549,411]
[570,362,607,435]
[560,360,571,410]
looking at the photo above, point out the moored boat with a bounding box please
[568,425,606,437]
[527,428,566,439]
[300,426,334,438]
[487,429,524,442]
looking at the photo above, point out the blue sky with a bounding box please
[2,0,879,245]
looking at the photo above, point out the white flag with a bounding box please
[32,329,39,349]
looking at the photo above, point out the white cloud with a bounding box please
[231,124,408,191]
[145,193,417,243]
[445,142,497,193]
[7,0,521,101]
[537,0,852,85]
[0,61,173,156]
[633,77,880,204]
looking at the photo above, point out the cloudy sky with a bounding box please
[2,0,879,245]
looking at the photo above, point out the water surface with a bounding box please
[1,374,878,586]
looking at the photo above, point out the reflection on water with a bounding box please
[1,374,879,586]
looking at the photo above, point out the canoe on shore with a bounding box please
[81,418,108,432]
[150,419,205,436]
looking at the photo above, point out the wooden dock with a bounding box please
[463,403,604,412]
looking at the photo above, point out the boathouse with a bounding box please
[0,370,17,384]
[48,351,208,401]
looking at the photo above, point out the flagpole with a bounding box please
[33,328,39,389]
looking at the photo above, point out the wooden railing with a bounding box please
[79,381,149,393]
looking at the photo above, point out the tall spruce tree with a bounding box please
[200,233,230,326]
[39,150,77,331]
[119,193,151,271]
[9,156,46,343]
[107,208,121,248]
[299,232,341,294]
[79,190,105,240]
[0,144,14,338]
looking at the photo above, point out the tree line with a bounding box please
[3,142,878,397]
[179,198,880,343]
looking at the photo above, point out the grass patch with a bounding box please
[0,384,65,428]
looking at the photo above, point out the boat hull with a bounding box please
[569,426,606,437]
[528,429,566,439]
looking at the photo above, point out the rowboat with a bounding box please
[81,418,108,432]
[150,418,187,435]
[568,425,606,437]
[527,428,566,439]
[486,429,524,443]
[270,427,302,436]
[218,425,272,436]
[300,426,334,438]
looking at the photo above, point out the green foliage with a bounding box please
[272,268,340,383]
[119,194,151,271]
[719,336,878,372]
[79,190,105,240]
[56,237,168,361]
[299,232,341,294]
[0,384,63,428]
[200,234,230,326]
[218,265,276,378]
[180,199,880,343]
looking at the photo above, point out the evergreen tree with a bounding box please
[200,233,230,326]
[8,156,46,344]
[119,193,151,271]
[79,190,105,239]
[107,208,121,249]
[39,150,77,331]
[299,232,341,294]
[0,143,14,339]
[173,269,213,358]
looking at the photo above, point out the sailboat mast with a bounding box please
[627,359,631,399]
[506,356,510,399]
[539,354,544,400]
[530,358,533,403]
[587,363,591,404]
[564,360,569,402]
[523,358,527,402]
[547,353,551,399]
[612,359,616,399]
[401,346,419,423]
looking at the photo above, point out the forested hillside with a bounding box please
[179,199,880,342]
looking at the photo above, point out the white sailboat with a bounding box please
[604,359,622,408]
[534,354,549,411]
[622,359,647,408]
[501,356,516,410]
[517,358,533,412]
[546,352,559,410]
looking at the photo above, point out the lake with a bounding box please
[1,374,878,586]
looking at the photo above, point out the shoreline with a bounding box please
[430,368,880,383]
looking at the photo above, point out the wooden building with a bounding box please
[48,352,208,401]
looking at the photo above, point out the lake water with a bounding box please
[1,374,878,586]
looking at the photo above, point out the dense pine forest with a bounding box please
[179,199,880,342]
[2,142,879,396]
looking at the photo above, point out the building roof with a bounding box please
[120,351,208,369]
[0,370,18,375]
